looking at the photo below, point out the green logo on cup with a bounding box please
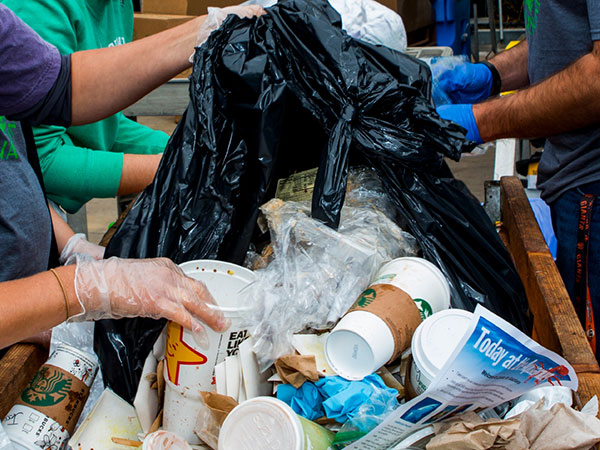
[21,367,72,407]
[357,289,376,308]
[414,298,433,320]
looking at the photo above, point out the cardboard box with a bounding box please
[133,12,196,40]
[142,0,240,16]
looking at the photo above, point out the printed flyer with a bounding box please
[347,305,578,449]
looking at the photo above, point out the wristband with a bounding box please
[478,61,502,96]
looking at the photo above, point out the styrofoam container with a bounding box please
[410,309,473,395]
[373,257,451,319]
[163,260,256,445]
[325,311,395,380]
[218,397,335,450]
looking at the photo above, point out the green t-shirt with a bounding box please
[2,0,169,213]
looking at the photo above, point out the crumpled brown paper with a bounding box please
[427,400,600,450]
[194,392,238,449]
[427,412,528,450]
[274,354,320,388]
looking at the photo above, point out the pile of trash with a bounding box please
[3,0,585,448]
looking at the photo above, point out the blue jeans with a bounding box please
[550,182,600,360]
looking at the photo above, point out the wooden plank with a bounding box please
[0,344,48,418]
[500,176,600,409]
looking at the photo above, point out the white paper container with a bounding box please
[2,345,98,450]
[410,309,473,395]
[218,397,334,450]
[325,311,395,380]
[373,257,451,319]
[69,388,142,450]
[163,260,256,444]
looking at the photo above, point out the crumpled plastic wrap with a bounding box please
[426,55,470,107]
[245,176,418,370]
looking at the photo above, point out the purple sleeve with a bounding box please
[0,4,62,116]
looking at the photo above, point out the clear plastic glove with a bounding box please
[436,62,494,105]
[60,233,105,264]
[192,4,265,58]
[436,104,483,144]
[72,257,229,345]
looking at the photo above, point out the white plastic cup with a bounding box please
[163,260,256,445]
[218,397,335,450]
[410,309,473,395]
[2,345,98,450]
[372,257,451,319]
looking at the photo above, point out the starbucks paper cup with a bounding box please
[372,257,451,319]
[2,345,98,450]
[410,309,472,395]
[218,397,335,450]
[326,275,423,380]
[163,260,255,444]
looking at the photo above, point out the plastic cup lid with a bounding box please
[412,309,473,378]
[219,397,303,450]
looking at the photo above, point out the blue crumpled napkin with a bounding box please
[277,373,398,423]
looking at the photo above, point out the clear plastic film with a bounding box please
[244,171,418,371]
[426,55,469,107]
[0,423,15,450]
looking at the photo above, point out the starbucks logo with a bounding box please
[21,367,72,407]
[414,298,433,320]
[524,0,540,34]
[357,289,376,308]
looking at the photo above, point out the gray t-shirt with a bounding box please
[0,118,52,280]
[526,0,600,203]
[0,5,61,280]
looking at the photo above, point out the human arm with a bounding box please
[0,258,228,350]
[434,40,530,105]
[474,41,600,141]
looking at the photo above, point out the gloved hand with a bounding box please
[72,257,229,345]
[436,62,494,105]
[192,4,265,58]
[437,104,483,144]
[59,233,105,264]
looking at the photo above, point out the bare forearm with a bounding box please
[118,153,162,195]
[489,40,530,91]
[474,42,600,142]
[49,205,75,252]
[0,266,83,349]
[71,16,205,126]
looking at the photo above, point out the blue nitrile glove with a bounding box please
[436,104,483,144]
[436,62,494,105]
[277,382,324,421]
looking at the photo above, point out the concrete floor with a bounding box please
[86,116,497,244]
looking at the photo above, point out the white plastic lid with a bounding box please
[411,309,473,379]
[218,397,304,450]
[325,311,394,380]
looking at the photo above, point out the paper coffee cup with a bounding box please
[2,345,98,450]
[372,257,451,319]
[326,283,422,380]
[162,260,256,444]
[218,397,335,450]
[410,309,473,395]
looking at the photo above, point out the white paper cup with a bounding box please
[2,345,98,450]
[410,309,473,395]
[373,257,451,319]
[163,260,255,444]
[325,311,395,380]
[218,397,335,450]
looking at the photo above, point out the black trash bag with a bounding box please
[98,0,530,402]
